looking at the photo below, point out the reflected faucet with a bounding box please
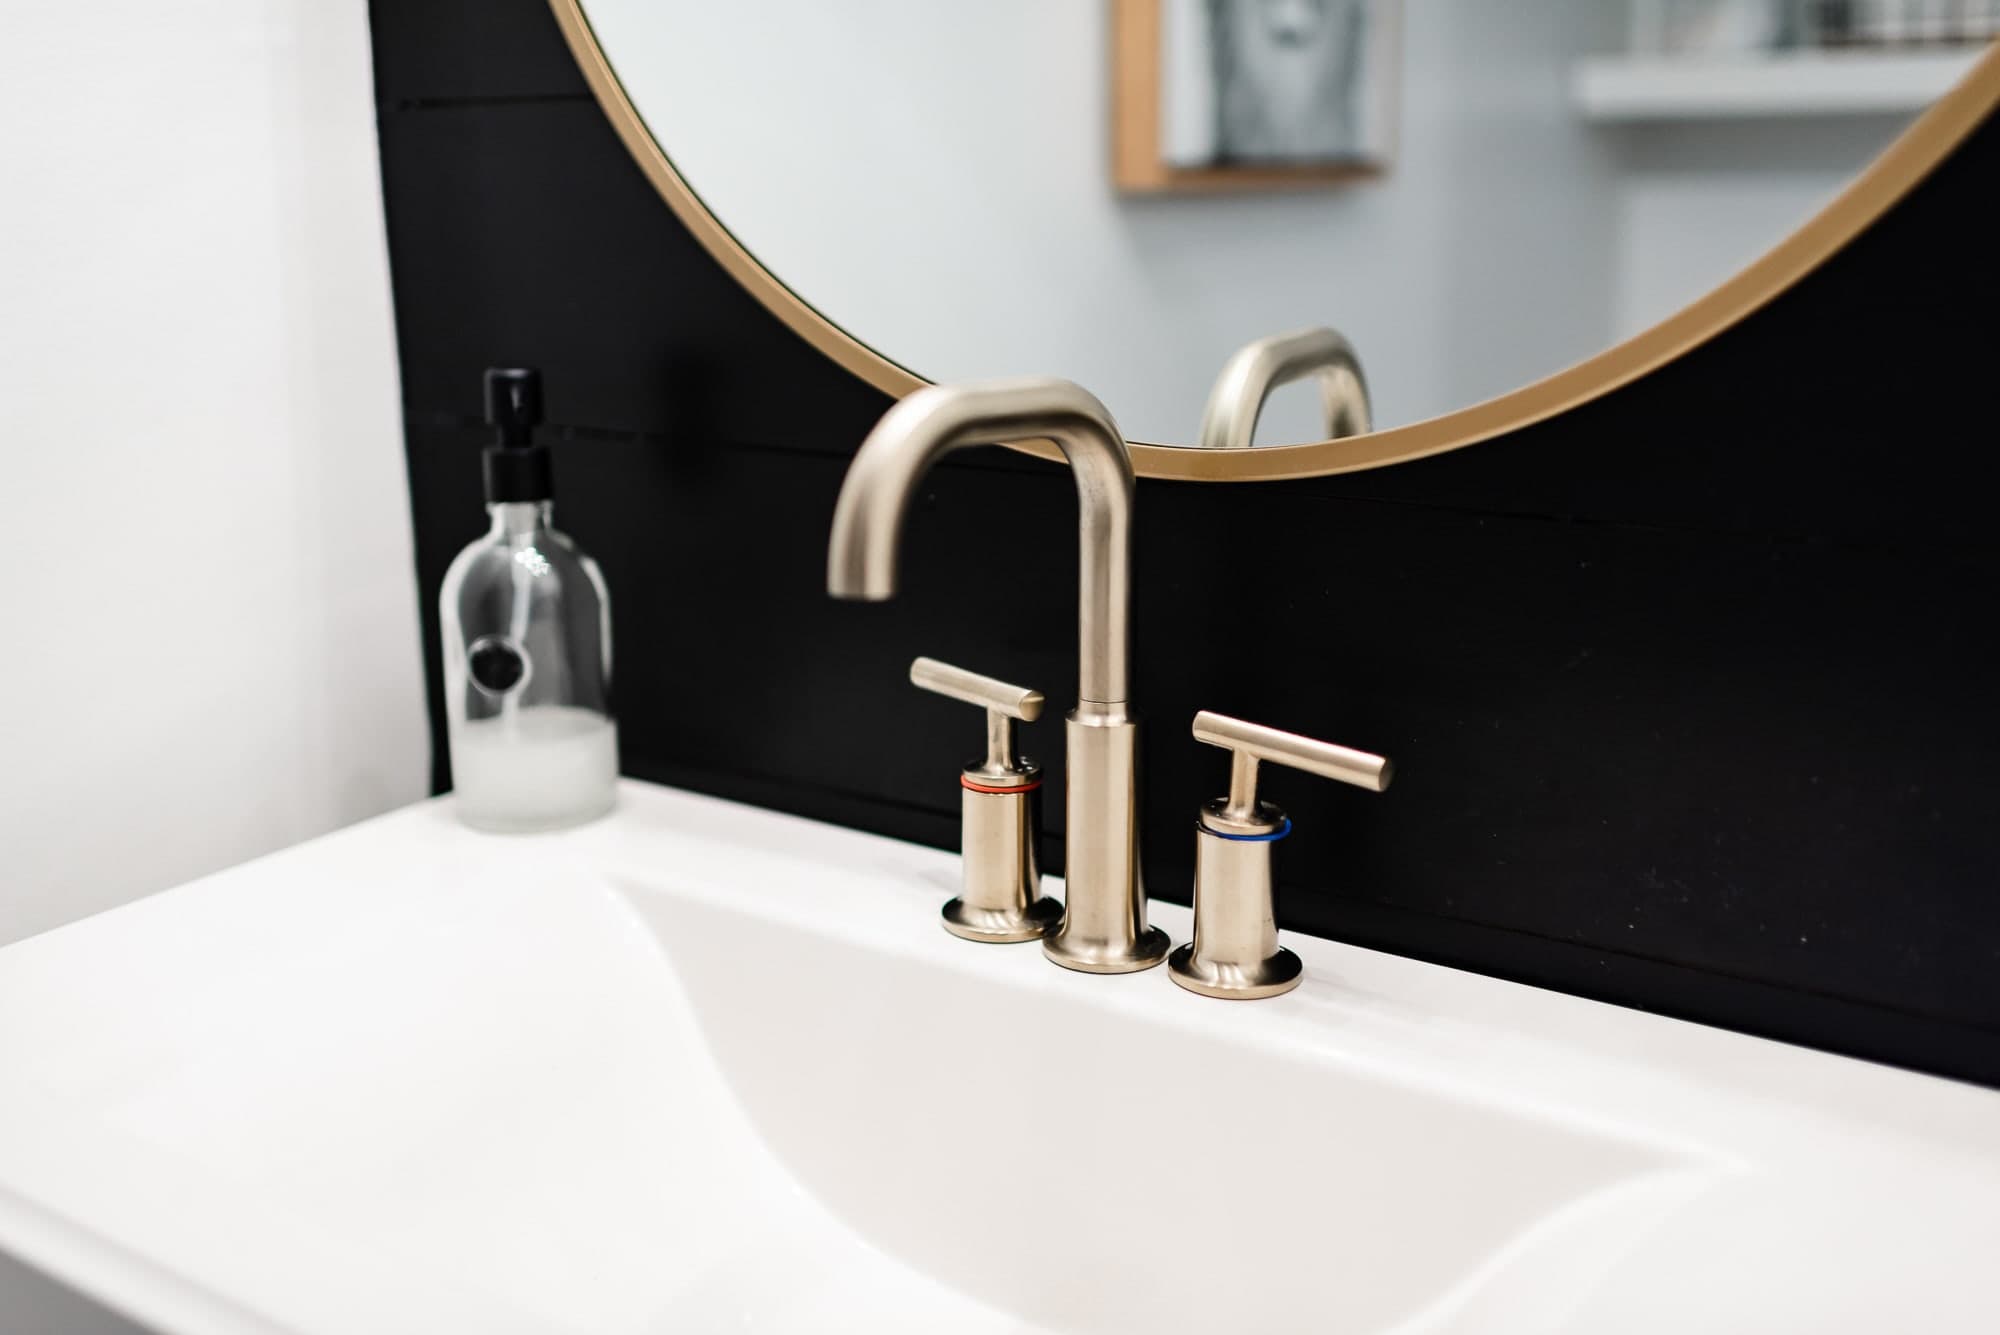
[1198,326,1372,449]
[827,378,1170,973]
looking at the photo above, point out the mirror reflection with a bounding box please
[575,0,1989,444]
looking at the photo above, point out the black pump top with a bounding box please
[485,367,543,446]
[481,366,554,503]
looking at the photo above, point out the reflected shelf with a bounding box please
[1573,46,1986,122]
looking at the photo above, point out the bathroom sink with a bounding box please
[1,782,1995,1332]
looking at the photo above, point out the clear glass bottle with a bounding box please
[440,368,617,832]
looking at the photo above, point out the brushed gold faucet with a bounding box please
[1197,326,1372,449]
[827,379,1170,973]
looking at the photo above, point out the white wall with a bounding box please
[0,2,428,944]
[584,0,1909,444]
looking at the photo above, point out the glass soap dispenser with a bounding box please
[440,367,618,832]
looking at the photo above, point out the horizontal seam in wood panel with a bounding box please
[623,756,960,827]
[401,416,2000,555]
[1249,491,2000,559]
[381,92,594,113]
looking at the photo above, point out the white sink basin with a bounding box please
[1,781,1995,1332]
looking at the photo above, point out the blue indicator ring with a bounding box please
[1198,816,1292,843]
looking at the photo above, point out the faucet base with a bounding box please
[1042,711,1168,973]
[1044,924,1170,973]
[941,894,1063,943]
[1167,943,1303,999]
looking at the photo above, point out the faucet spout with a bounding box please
[827,377,1133,707]
[1197,326,1371,449]
[827,377,1168,974]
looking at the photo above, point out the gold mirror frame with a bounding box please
[550,2,1999,482]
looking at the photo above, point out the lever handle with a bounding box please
[1192,710,1392,802]
[911,656,1043,784]
[911,657,1043,722]
[911,656,1060,943]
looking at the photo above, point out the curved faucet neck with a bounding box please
[826,378,1135,707]
[1198,326,1371,449]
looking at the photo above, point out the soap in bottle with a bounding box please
[440,367,617,831]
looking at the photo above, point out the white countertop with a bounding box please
[2,781,1995,1332]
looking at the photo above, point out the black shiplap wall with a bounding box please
[370,2,2000,1085]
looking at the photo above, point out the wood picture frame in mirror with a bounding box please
[1112,0,1400,193]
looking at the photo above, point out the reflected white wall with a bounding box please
[1607,116,1908,335]
[584,0,1910,443]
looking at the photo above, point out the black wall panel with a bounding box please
[371,1,2000,1085]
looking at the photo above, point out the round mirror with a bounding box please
[553,1,1995,474]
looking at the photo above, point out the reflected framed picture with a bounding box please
[1113,0,1402,193]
